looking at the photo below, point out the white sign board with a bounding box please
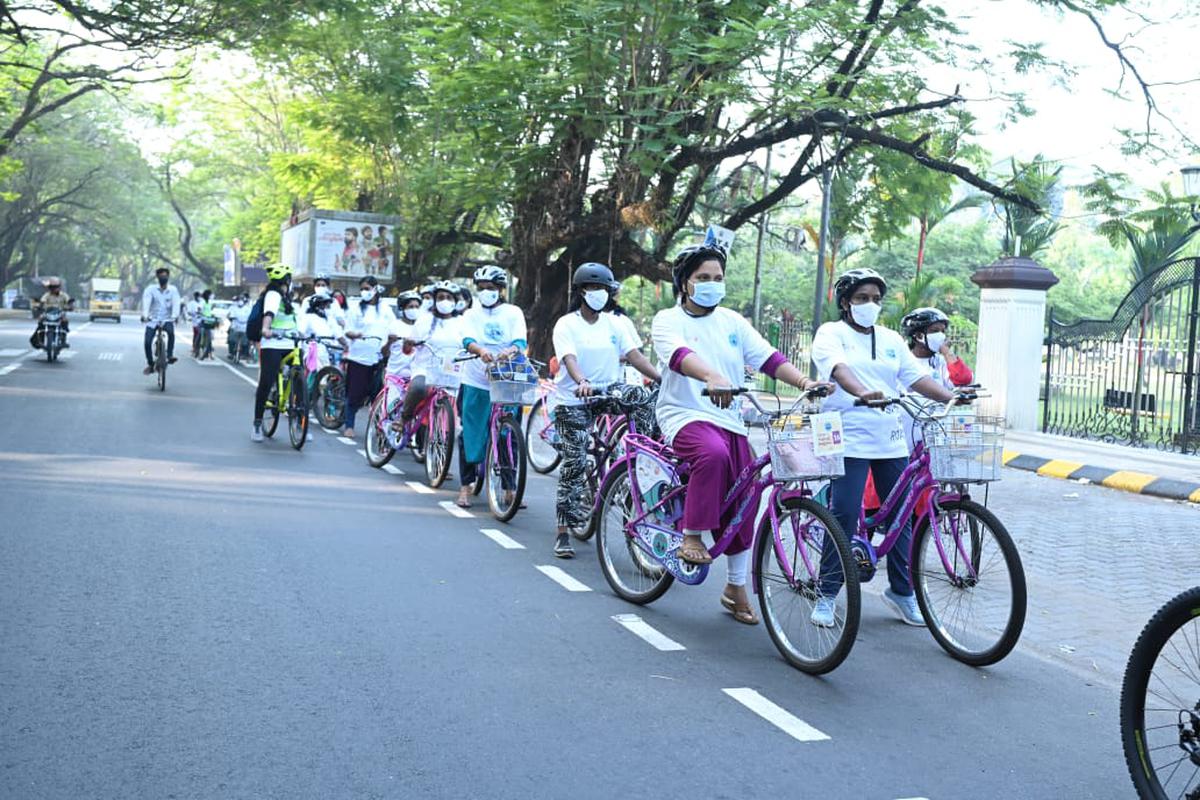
[223,245,237,286]
[280,220,310,277]
[705,224,735,254]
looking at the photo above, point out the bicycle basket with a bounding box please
[923,414,1005,483]
[766,418,844,481]
[488,359,538,405]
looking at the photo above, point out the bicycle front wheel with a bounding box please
[155,334,167,392]
[365,393,395,467]
[755,494,860,675]
[911,498,1026,666]
[525,398,561,474]
[313,366,345,431]
[1121,586,1200,800]
[595,468,672,604]
[424,395,455,488]
[263,384,280,438]
[287,368,308,450]
[486,417,526,522]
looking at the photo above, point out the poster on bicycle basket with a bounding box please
[280,209,401,282]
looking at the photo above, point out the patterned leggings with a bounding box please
[553,385,656,528]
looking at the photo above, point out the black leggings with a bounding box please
[254,348,287,421]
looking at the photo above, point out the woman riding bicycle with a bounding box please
[457,265,527,509]
[401,281,465,426]
[650,242,828,626]
[251,263,300,443]
[810,268,958,628]
[550,262,660,559]
[342,276,391,439]
[382,290,422,410]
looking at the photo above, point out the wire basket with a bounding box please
[765,419,845,481]
[488,359,539,405]
[923,414,1005,483]
[429,355,462,390]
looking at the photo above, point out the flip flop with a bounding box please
[721,593,760,625]
[677,541,713,565]
[455,494,473,509]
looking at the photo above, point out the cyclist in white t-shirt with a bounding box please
[651,243,829,626]
[810,268,958,628]
[401,281,465,424]
[550,262,660,558]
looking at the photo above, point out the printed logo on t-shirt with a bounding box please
[609,335,619,348]
[728,333,739,347]
[885,347,896,358]
[484,322,504,341]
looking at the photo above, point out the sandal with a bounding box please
[455,490,472,509]
[721,593,760,625]
[677,539,713,565]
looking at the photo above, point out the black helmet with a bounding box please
[572,262,615,288]
[671,243,728,296]
[833,268,887,307]
[900,307,950,339]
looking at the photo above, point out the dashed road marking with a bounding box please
[438,500,473,518]
[721,688,831,742]
[407,481,435,495]
[337,437,356,446]
[356,448,367,458]
[535,565,591,592]
[0,362,20,376]
[382,464,404,475]
[612,614,686,651]
[98,352,123,361]
[0,348,26,356]
[480,528,525,550]
[57,350,76,360]
[221,361,258,387]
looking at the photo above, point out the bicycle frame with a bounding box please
[368,372,440,446]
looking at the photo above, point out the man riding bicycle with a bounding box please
[141,267,182,373]
[30,278,73,349]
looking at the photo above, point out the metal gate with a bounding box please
[1042,257,1200,452]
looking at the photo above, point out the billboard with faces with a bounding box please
[315,218,394,281]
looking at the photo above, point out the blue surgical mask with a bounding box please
[689,280,725,309]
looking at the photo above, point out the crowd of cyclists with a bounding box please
[234,242,977,632]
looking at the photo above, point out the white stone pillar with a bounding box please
[970,257,1058,431]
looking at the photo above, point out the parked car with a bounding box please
[11,295,31,310]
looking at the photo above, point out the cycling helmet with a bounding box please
[313,272,331,285]
[472,265,507,286]
[671,243,727,296]
[832,268,887,307]
[900,307,950,339]
[572,262,615,287]
[397,290,421,306]
[432,279,459,295]
[265,262,292,282]
[420,283,436,296]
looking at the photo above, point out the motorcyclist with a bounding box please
[30,278,73,349]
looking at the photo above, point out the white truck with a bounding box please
[88,277,123,322]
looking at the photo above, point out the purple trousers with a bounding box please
[672,421,758,555]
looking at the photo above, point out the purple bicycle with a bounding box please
[847,394,1027,666]
[594,387,861,675]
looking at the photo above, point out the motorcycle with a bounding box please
[40,308,65,362]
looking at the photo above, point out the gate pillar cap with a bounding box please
[971,255,1059,291]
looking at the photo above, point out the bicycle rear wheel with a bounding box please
[410,421,427,464]
[595,468,672,604]
[365,392,395,467]
[486,417,526,522]
[525,398,561,474]
[755,495,860,675]
[287,368,308,450]
[263,384,280,438]
[911,498,1026,666]
[313,366,346,431]
[1120,586,1200,800]
[155,334,167,391]
[425,395,455,488]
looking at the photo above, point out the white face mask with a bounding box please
[478,289,500,307]
[435,299,456,315]
[850,302,881,328]
[455,300,466,312]
[315,286,330,297]
[421,297,433,312]
[924,331,947,352]
[403,307,420,322]
[360,288,375,302]
[583,289,609,312]
[688,280,725,309]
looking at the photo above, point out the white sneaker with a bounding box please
[251,422,264,443]
[882,588,925,627]
[810,596,837,628]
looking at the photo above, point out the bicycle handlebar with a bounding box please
[852,388,989,420]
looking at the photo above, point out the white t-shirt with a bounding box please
[651,305,776,443]
[899,353,957,450]
[297,310,343,367]
[228,302,251,332]
[409,313,465,379]
[811,320,927,459]
[186,299,201,325]
[344,303,391,366]
[261,290,298,351]
[552,310,640,407]
[460,303,528,390]
[386,318,419,377]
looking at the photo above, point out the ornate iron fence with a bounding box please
[1042,257,1200,453]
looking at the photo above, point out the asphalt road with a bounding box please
[0,314,1171,799]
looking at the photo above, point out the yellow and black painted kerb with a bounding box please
[1002,451,1200,504]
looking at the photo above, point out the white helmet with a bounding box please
[472,265,507,286]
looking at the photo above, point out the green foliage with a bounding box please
[996,156,1063,258]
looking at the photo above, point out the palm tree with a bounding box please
[997,156,1063,258]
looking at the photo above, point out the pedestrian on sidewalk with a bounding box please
[341,276,389,439]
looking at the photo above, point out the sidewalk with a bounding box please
[1003,428,1200,502]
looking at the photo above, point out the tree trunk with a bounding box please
[915,215,929,277]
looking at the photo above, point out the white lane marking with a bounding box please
[721,688,830,742]
[0,362,20,376]
[337,437,356,445]
[98,352,123,361]
[535,565,592,592]
[192,357,221,367]
[612,614,686,651]
[408,481,435,495]
[221,360,258,387]
[75,321,93,334]
[323,428,339,435]
[894,797,931,799]
[382,464,404,476]
[0,348,25,356]
[356,448,367,458]
[438,500,474,518]
[58,350,76,359]
[480,528,525,550]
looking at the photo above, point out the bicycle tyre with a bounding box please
[525,398,561,474]
[572,416,631,541]
[410,421,427,465]
[313,366,345,431]
[754,495,860,675]
[911,498,1026,667]
[595,467,673,604]
[485,417,526,522]
[1120,586,1200,800]
[365,393,395,467]
[425,395,455,488]
[155,334,167,392]
[287,367,308,450]
[263,383,280,438]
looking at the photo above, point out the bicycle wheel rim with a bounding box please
[526,401,560,474]
[486,420,524,521]
[288,374,307,449]
[756,497,859,674]
[1122,589,1200,800]
[425,398,453,487]
[913,501,1025,665]
[264,386,280,437]
[365,399,393,466]
[595,470,672,603]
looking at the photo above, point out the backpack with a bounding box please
[245,294,267,342]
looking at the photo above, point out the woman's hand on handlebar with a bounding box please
[704,374,735,408]
[857,390,886,403]
[801,379,836,398]
[574,379,594,399]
